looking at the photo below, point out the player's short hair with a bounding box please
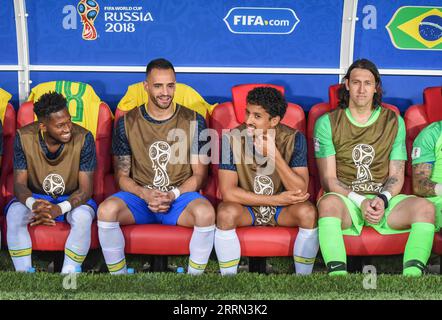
[338,58,383,109]
[33,91,68,121]
[246,87,287,119]
[145,58,175,78]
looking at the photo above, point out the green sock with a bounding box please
[403,222,435,277]
[318,217,348,276]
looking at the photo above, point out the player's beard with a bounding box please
[152,95,173,110]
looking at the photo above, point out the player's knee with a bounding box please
[293,201,317,229]
[317,194,344,219]
[412,198,435,224]
[70,208,94,230]
[216,202,241,229]
[97,198,122,222]
[6,203,29,229]
[190,199,215,226]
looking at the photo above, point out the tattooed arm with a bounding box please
[113,155,142,196]
[316,155,352,195]
[412,162,436,197]
[382,160,405,196]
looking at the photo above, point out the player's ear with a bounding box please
[38,120,47,133]
[270,115,280,128]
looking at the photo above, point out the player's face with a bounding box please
[244,103,279,136]
[345,68,377,109]
[145,68,176,110]
[41,108,73,144]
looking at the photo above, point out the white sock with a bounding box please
[98,220,127,275]
[62,205,95,274]
[214,228,241,276]
[187,225,215,275]
[6,202,33,272]
[293,227,319,275]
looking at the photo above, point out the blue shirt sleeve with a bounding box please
[13,133,27,170]
[112,117,132,156]
[79,132,97,172]
[219,133,237,171]
[289,132,308,167]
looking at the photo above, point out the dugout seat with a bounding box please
[0,88,16,246]
[4,81,113,253]
[307,84,430,262]
[117,82,217,119]
[403,86,442,260]
[208,83,307,271]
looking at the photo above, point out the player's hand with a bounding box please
[32,199,50,211]
[140,189,171,213]
[274,190,310,206]
[370,197,385,223]
[31,204,55,226]
[148,202,170,213]
[361,199,384,225]
[32,200,62,219]
[30,211,56,227]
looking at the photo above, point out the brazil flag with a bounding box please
[386,6,441,50]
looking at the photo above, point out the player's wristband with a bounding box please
[381,191,392,201]
[171,188,181,200]
[57,201,72,214]
[25,197,36,211]
[378,192,390,209]
[435,184,442,196]
[348,191,365,208]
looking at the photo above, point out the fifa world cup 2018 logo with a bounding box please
[352,144,375,183]
[254,175,276,225]
[77,0,99,40]
[149,141,172,191]
[42,174,66,198]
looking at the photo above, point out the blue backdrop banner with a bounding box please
[26,0,343,67]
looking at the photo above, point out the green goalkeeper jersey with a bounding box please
[412,121,442,183]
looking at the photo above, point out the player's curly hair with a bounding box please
[146,58,175,77]
[33,91,68,121]
[338,58,383,109]
[246,87,287,119]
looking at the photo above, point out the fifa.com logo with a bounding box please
[156,124,278,176]
[224,7,300,35]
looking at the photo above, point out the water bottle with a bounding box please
[176,266,185,274]
[127,267,135,274]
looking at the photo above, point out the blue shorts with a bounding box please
[246,206,283,225]
[5,194,98,222]
[111,191,206,225]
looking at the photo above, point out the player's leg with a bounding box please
[387,196,435,277]
[6,202,33,272]
[317,194,353,276]
[175,194,216,275]
[97,193,138,275]
[277,201,319,275]
[214,201,253,276]
[62,204,95,274]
